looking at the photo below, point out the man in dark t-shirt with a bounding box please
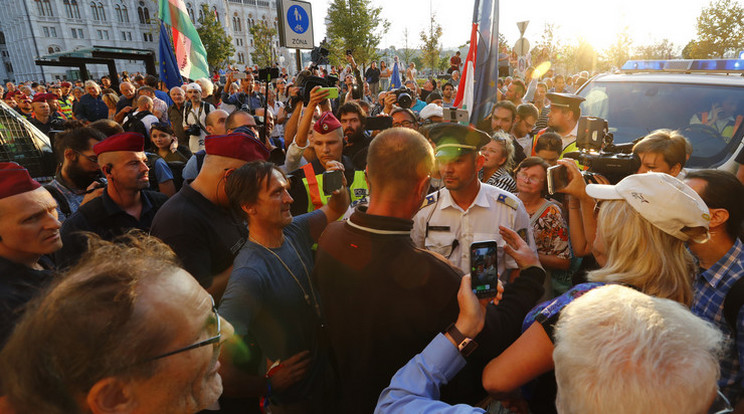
[150,131,269,300]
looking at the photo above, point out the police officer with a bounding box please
[287,111,368,217]
[531,92,585,158]
[412,123,536,280]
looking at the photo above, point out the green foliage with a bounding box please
[694,0,744,58]
[196,4,235,70]
[249,20,277,68]
[420,12,443,74]
[438,55,450,72]
[402,28,416,68]
[326,0,390,67]
[603,27,633,70]
[531,23,557,66]
[634,39,676,60]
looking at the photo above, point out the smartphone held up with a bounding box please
[470,241,499,299]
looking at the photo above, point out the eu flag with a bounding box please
[390,59,402,90]
[159,22,182,90]
[471,0,500,124]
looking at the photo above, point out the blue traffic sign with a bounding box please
[287,5,309,34]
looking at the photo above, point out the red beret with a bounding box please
[313,111,342,135]
[31,93,48,103]
[204,132,269,162]
[60,82,72,87]
[0,162,41,199]
[94,132,145,155]
[45,93,59,101]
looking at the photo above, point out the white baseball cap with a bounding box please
[186,82,202,92]
[419,103,443,120]
[586,172,711,242]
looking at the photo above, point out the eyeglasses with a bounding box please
[75,151,98,164]
[516,172,541,184]
[147,295,222,362]
[393,120,414,128]
[711,389,734,414]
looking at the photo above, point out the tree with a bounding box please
[325,0,390,67]
[249,20,277,68]
[603,27,633,70]
[634,39,676,60]
[531,23,558,66]
[420,12,443,74]
[196,4,235,70]
[694,0,744,58]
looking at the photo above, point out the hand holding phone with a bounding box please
[316,87,339,99]
[547,164,569,195]
[470,241,500,299]
[322,169,344,195]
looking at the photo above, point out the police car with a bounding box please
[575,59,744,171]
[0,99,56,182]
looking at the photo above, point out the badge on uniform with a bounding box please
[354,188,367,198]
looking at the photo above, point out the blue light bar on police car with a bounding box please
[621,59,744,73]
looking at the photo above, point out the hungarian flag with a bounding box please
[453,23,477,115]
[158,0,209,80]
[455,0,500,124]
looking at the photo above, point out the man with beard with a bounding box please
[44,126,106,222]
[57,132,168,268]
[0,162,62,348]
[14,93,34,119]
[287,112,368,217]
[338,101,372,170]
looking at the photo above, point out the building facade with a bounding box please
[0,0,291,83]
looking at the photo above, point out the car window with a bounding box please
[0,101,56,182]
[578,80,744,168]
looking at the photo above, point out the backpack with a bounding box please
[123,111,152,137]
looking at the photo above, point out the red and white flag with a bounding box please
[454,23,478,114]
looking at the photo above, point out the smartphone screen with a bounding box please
[547,164,569,195]
[470,241,499,299]
[317,87,339,99]
[365,116,392,131]
[322,170,343,195]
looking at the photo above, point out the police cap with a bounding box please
[428,123,491,160]
[546,92,585,109]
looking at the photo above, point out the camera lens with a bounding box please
[398,93,412,109]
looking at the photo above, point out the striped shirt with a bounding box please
[479,167,517,193]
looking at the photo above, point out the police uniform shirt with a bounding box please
[411,183,536,276]
[561,122,579,151]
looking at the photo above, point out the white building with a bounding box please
[0,0,291,83]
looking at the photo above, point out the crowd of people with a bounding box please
[0,52,744,414]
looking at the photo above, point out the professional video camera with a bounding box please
[563,116,640,184]
[391,87,414,109]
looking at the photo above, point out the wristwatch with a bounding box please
[445,323,478,357]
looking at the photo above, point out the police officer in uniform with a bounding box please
[412,123,536,280]
[287,111,368,217]
[531,92,586,158]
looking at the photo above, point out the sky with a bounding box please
[309,0,711,55]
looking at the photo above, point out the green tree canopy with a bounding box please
[196,4,235,70]
[325,0,390,67]
[420,12,443,74]
[693,0,744,58]
[250,20,278,68]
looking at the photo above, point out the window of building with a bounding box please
[138,6,150,24]
[71,28,77,38]
[55,46,61,52]
[35,0,53,16]
[50,27,57,36]
[0,32,6,44]
[90,1,101,20]
[64,0,81,18]
[5,62,13,73]
[186,3,194,21]
[48,46,54,53]
[78,28,84,38]
[43,27,50,37]
[97,29,102,39]
[122,4,129,22]
[197,5,204,22]
[104,30,109,40]
[142,32,152,42]
[98,3,106,20]
[115,4,123,21]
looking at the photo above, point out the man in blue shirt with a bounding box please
[687,169,744,407]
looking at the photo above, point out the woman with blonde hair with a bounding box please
[482,170,710,414]
[101,92,119,120]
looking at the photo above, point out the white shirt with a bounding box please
[411,183,536,277]
[128,110,159,136]
[561,122,579,150]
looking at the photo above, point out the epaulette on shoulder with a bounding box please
[420,192,439,209]
[496,193,518,210]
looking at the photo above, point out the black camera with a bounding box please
[351,84,363,100]
[186,124,202,136]
[563,116,640,184]
[391,87,413,109]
